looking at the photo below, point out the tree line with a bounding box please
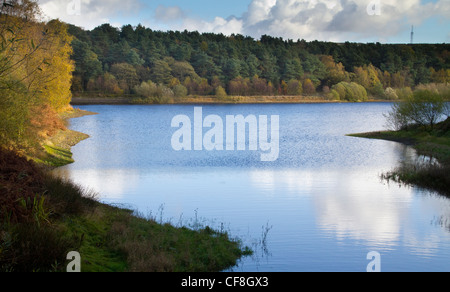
[1,1,449,150]
[68,23,450,101]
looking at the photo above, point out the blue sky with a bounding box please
[142,0,251,20]
[39,0,449,43]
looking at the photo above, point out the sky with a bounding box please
[38,0,450,43]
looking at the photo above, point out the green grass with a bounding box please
[36,144,75,167]
[56,202,252,272]
[58,207,129,272]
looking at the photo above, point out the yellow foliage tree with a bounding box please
[0,0,75,148]
[354,64,383,96]
[303,78,316,95]
[36,20,74,112]
[320,55,350,86]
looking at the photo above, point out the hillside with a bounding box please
[68,23,450,101]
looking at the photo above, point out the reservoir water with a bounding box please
[54,103,450,272]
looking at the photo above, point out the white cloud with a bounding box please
[174,0,449,42]
[244,0,276,26]
[235,0,449,41]
[182,16,243,36]
[39,0,143,29]
[154,5,185,22]
[38,0,449,42]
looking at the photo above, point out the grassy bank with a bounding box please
[0,148,251,272]
[28,108,96,168]
[349,118,450,196]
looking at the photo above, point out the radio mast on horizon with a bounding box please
[410,26,414,44]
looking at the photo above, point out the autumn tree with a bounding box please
[35,19,75,111]
[87,72,122,95]
[430,68,450,84]
[320,55,349,87]
[215,86,227,99]
[303,79,316,95]
[354,64,383,96]
[167,59,199,82]
[172,84,188,97]
[249,75,263,95]
[287,79,303,96]
[0,0,75,148]
[229,76,250,96]
[150,59,172,85]
[331,82,368,102]
[110,63,139,93]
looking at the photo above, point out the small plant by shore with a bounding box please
[381,163,450,197]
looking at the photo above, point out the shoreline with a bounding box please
[35,108,98,167]
[71,95,395,105]
[41,108,250,272]
[348,119,450,197]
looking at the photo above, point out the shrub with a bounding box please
[134,81,174,103]
[395,87,413,100]
[215,86,227,99]
[134,81,158,98]
[173,84,188,98]
[0,149,94,272]
[408,89,445,129]
[384,102,411,130]
[385,89,446,130]
[328,89,340,100]
[416,83,450,101]
[287,79,303,95]
[331,82,368,102]
[302,79,316,95]
[385,87,398,100]
[333,82,346,99]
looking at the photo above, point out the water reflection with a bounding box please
[249,169,408,245]
[249,167,450,260]
[53,168,140,200]
[394,143,440,166]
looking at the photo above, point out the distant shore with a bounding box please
[71,95,394,105]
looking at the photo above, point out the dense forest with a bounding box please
[68,23,450,102]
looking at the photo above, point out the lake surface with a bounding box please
[54,103,450,272]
